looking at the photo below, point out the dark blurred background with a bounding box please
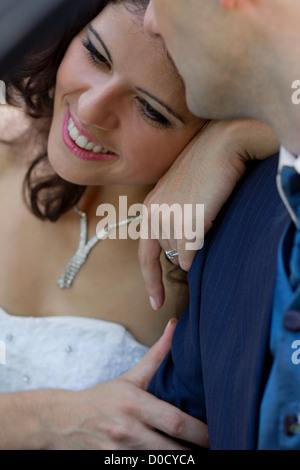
[0,0,88,74]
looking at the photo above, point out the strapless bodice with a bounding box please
[0,307,149,392]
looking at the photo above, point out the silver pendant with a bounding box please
[57,206,141,289]
[57,209,100,289]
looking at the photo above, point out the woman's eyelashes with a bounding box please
[81,38,171,129]
[136,98,171,129]
[82,38,110,69]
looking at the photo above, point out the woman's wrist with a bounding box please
[219,118,280,162]
[30,388,77,450]
[0,388,72,450]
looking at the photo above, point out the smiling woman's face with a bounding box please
[48,2,205,186]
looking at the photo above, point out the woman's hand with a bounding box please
[138,119,280,310]
[21,320,208,450]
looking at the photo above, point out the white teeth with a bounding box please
[93,145,103,153]
[68,117,112,154]
[68,121,75,132]
[69,126,79,141]
[75,135,89,149]
[85,141,95,151]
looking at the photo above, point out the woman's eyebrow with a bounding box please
[136,87,185,124]
[88,24,112,63]
[87,25,185,125]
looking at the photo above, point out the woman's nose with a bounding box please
[77,79,122,131]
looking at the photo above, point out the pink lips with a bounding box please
[62,109,119,162]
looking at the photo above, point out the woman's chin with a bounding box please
[47,155,84,185]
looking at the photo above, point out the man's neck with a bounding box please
[249,1,300,156]
[224,1,300,156]
[258,75,300,157]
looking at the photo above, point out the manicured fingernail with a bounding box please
[166,318,178,330]
[150,296,158,311]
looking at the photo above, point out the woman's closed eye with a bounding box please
[82,38,111,70]
[81,37,171,129]
[136,98,171,129]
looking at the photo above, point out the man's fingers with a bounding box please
[125,318,178,390]
[138,237,165,310]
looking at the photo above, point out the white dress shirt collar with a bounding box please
[279,146,300,174]
[277,146,300,225]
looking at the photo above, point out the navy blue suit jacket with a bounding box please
[149,153,290,450]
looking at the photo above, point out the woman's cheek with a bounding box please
[56,41,85,95]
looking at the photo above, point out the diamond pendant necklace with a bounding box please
[57,205,140,289]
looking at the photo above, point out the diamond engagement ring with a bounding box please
[165,250,179,262]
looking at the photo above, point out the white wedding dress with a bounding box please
[0,306,149,393]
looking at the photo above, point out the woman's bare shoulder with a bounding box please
[0,105,32,172]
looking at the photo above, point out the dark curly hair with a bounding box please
[4,0,149,222]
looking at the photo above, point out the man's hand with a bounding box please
[138,119,280,310]
[44,319,209,450]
